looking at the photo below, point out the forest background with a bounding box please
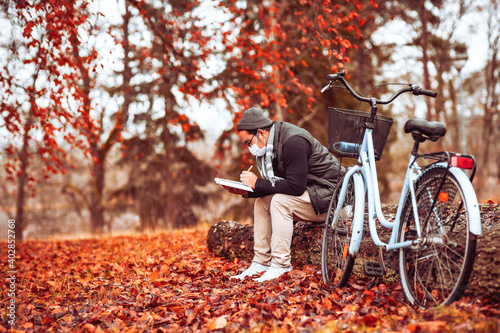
[1,0,499,241]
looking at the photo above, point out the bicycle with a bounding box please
[320,71,481,308]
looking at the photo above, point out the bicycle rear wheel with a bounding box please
[322,176,356,287]
[398,166,477,307]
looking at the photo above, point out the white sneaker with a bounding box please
[230,262,270,280]
[254,264,292,282]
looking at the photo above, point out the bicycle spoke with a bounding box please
[322,176,356,288]
[399,167,477,307]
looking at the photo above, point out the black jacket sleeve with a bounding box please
[248,136,311,197]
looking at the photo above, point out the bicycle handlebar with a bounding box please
[409,84,437,98]
[322,70,437,104]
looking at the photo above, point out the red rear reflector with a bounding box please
[438,192,449,202]
[451,156,474,169]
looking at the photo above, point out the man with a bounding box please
[224,107,343,282]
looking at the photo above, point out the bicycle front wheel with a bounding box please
[398,166,477,307]
[322,176,356,287]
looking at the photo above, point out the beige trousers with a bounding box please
[253,190,328,268]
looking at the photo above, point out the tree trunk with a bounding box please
[466,204,500,300]
[207,204,500,301]
[15,119,31,241]
[16,62,40,242]
[90,157,106,234]
[446,79,461,152]
[15,151,27,242]
[416,0,434,121]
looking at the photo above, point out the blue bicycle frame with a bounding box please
[331,127,482,257]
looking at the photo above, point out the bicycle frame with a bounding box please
[322,71,482,307]
[331,127,482,258]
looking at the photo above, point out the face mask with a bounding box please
[248,133,266,156]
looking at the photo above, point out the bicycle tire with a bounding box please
[398,166,477,307]
[322,176,356,287]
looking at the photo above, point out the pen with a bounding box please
[247,165,253,172]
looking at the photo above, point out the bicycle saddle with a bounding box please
[404,118,446,142]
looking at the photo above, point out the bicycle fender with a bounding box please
[349,172,365,255]
[436,163,482,235]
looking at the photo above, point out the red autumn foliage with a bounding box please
[1,0,99,184]
[221,0,373,120]
[2,229,499,332]
[213,0,378,170]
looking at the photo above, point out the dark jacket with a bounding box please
[273,121,343,214]
[251,121,343,215]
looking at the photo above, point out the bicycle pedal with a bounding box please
[363,261,385,277]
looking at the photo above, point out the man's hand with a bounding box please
[240,171,258,189]
[222,185,248,196]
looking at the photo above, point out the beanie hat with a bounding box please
[236,107,273,131]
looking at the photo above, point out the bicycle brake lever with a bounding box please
[323,70,346,93]
[321,82,332,93]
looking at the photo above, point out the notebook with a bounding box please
[214,178,254,192]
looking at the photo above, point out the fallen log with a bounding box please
[207,204,500,301]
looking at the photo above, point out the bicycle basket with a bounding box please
[328,107,394,161]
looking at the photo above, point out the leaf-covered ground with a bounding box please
[1,228,499,332]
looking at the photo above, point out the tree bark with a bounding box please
[89,157,106,234]
[416,0,434,122]
[15,140,27,242]
[207,204,500,301]
[16,49,42,242]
